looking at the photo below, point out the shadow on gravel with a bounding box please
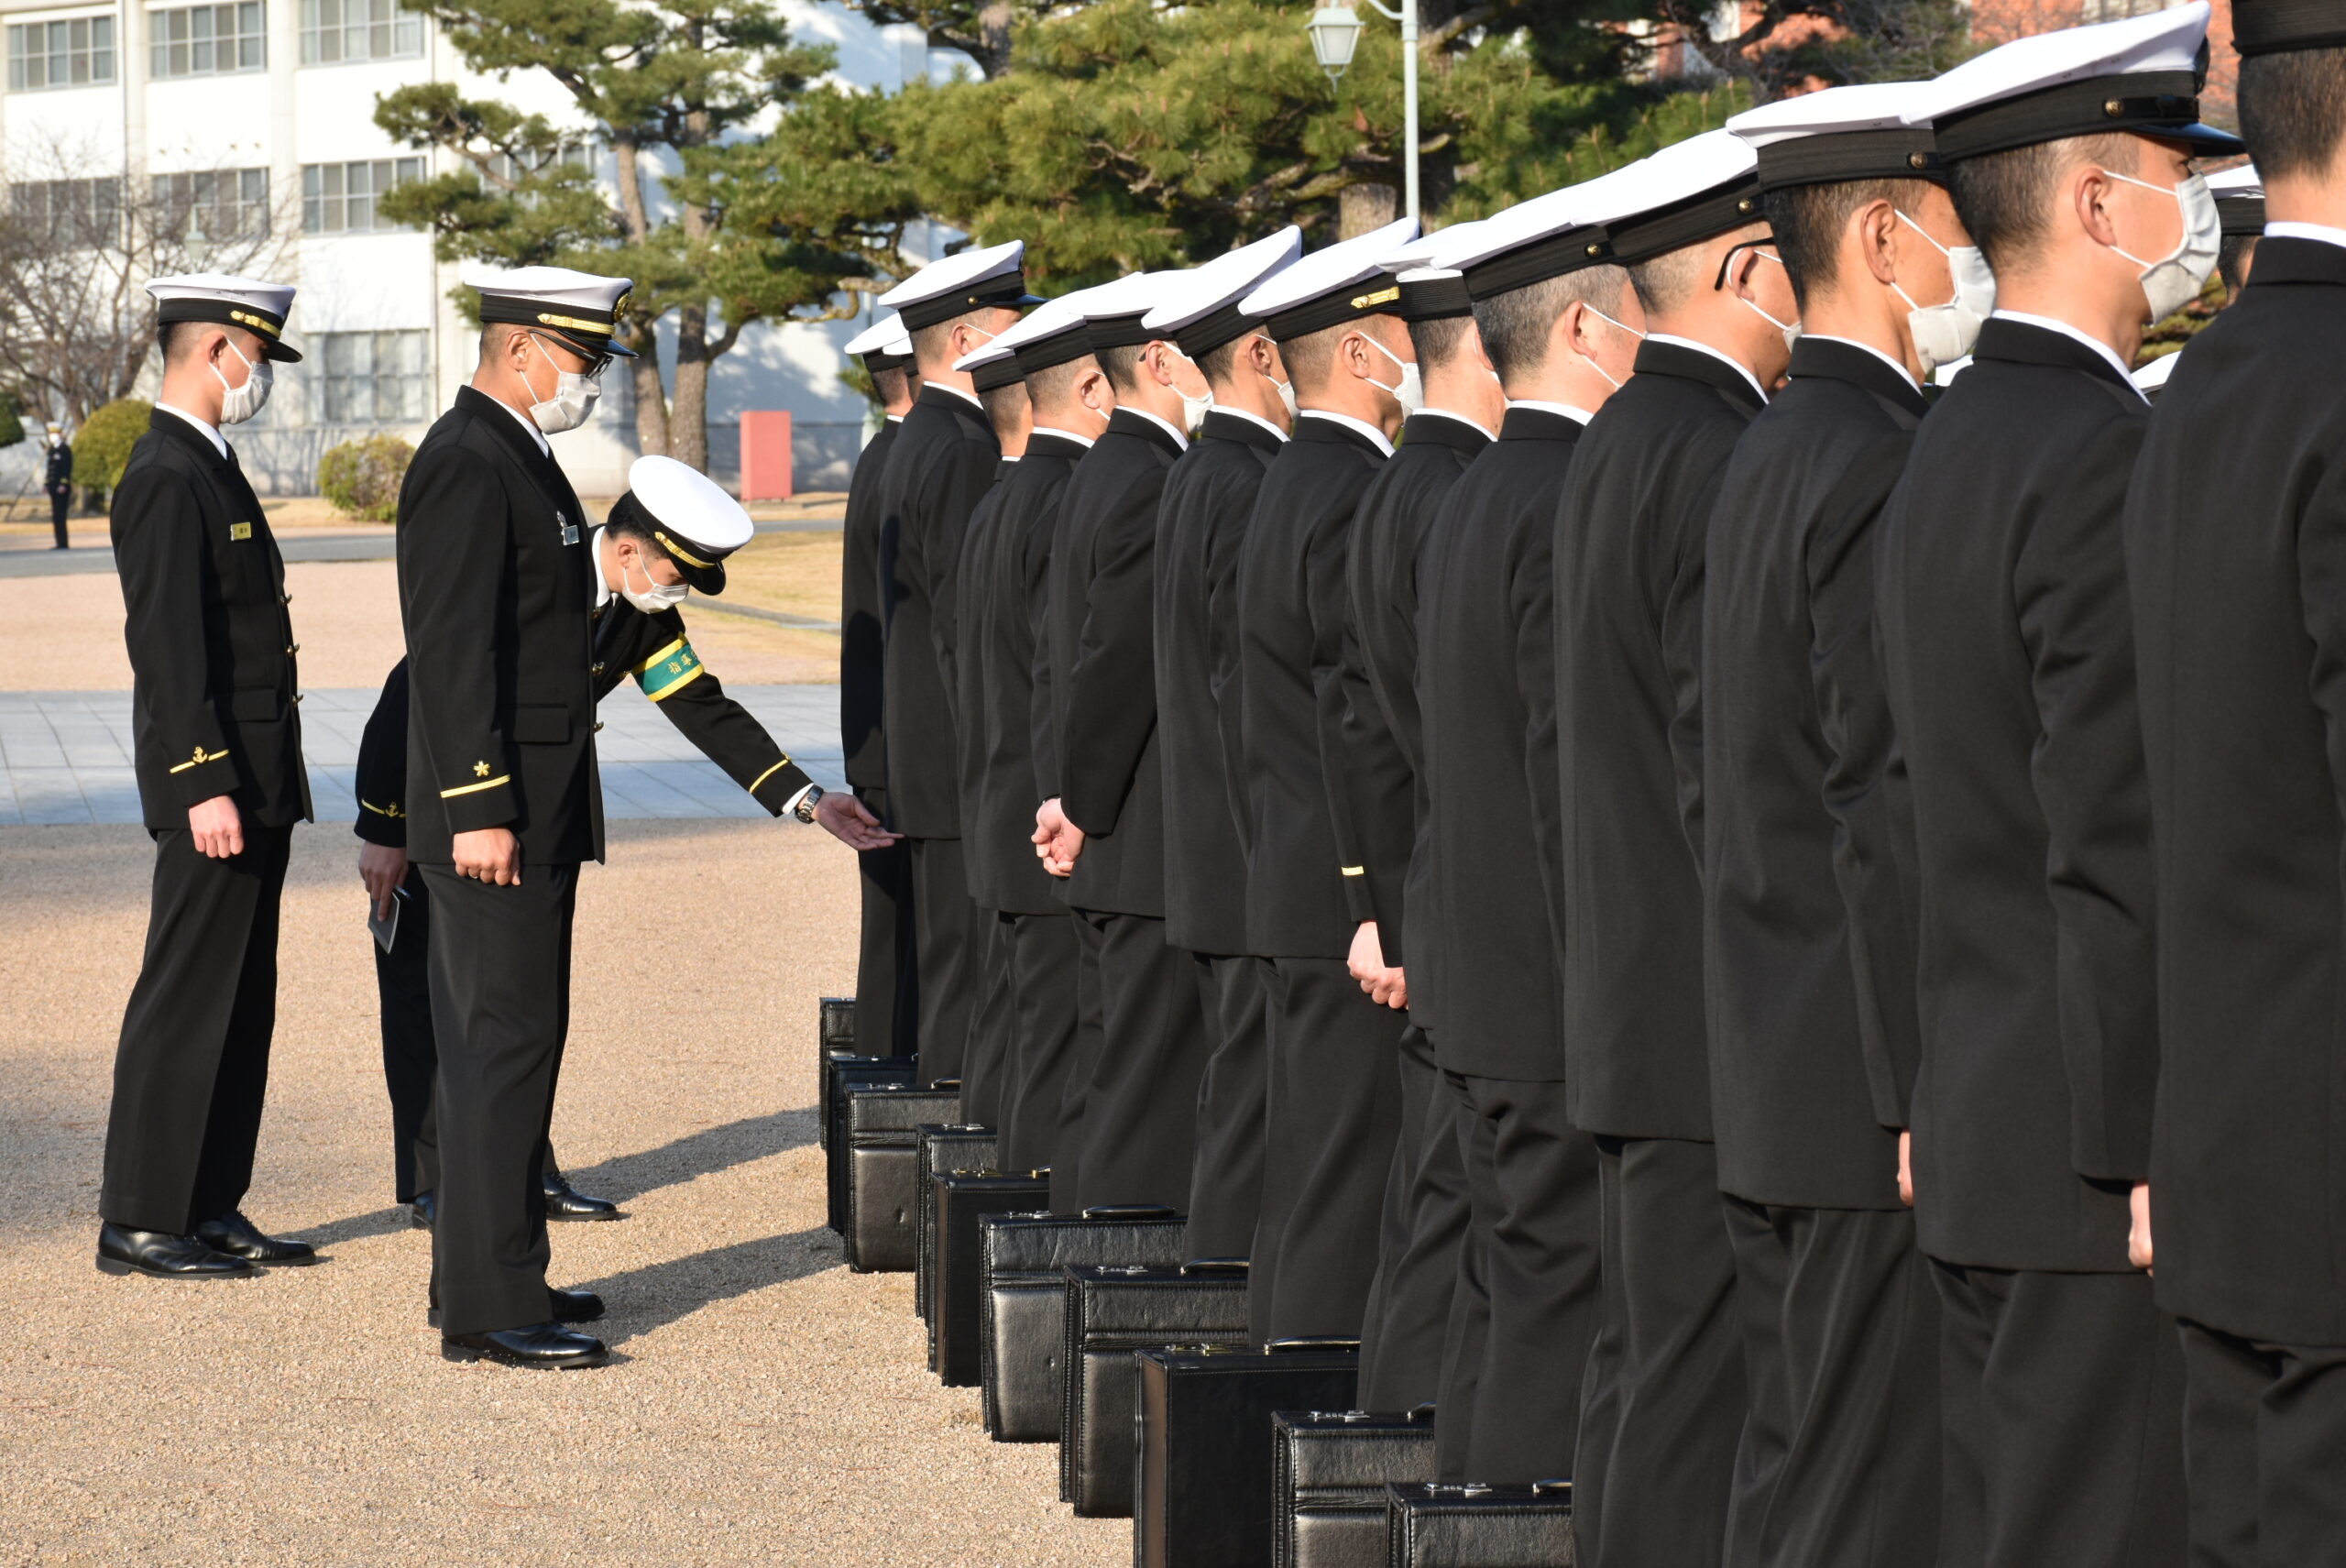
[560,1107,818,1204]
[289,1205,417,1248]
[580,1226,839,1345]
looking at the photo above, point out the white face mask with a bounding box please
[1583,303,1646,391]
[2100,168,2220,324]
[1169,351,1213,432]
[1736,249,1800,351]
[1362,333,1424,416]
[1891,211,1997,375]
[524,333,602,435]
[617,543,687,613]
[214,338,272,425]
[1263,370,1299,420]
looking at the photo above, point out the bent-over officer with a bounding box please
[358,456,889,1232]
[98,273,317,1280]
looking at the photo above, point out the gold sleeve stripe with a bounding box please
[439,773,510,799]
[747,758,795,795]
[635,638,686,674]
[168,746,231,774]
[359,798,405,818]
[1339,865,1365,876]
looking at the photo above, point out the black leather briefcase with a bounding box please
[1270,1407,1437,1568]
[1385,1481,1575,1567]
[915,1124,1000,1335]
[842,1085,961,1272]
[979,1207,1189,1443]
[1060,1261,1253,1519]
[818,994,856,1053]
[821,1055,915,1228]
[1134,1340,1363,1568]
[927,1170,1050,1386]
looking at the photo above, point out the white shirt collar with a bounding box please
[1800,334,1921,389]
[932,383,983,412]
[1645,334,1770,403]
[1503,399,1593,426]
[488,392,551,455]
[1408,407,1497,442]
[884,412,904,424]
[1990,310,2145,402]
[1298,408,1396,458]
[591,526,615,610]
[1211,405,1289,442]
[1124,406,1190,452]
[1032,425,1098,448]
[155,402,228,460]
[2266,221,2346,251]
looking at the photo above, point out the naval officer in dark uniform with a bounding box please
[840,313,922,1060]
[43,422,72,549]
[1337,251,1504,1410]
[97,273,316,1280]
[962,294,1115,1188]
[872,242,1038,1089]
[1548,130,1790,1567]
[358,456,888,1227]
[1703,82,1967,1566]
[1138,231,1299,1259]
[396,265,633,1369]
[2123,3,2346,1558]
[1229,216,1418,1342]
[1875,8,2236,1559]
[1035,274,1214,1214]
[1411,204,1642,1482]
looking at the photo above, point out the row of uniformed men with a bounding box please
[92,261,886,1373]
[838,1,2346,1563]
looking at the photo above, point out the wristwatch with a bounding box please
[793,784,825,824]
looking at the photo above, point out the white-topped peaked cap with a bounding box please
[1080,269,1194,353]
[1237,215,1421,342]
[465,264,639,359]
[1380,225,1485,320]
[147,272,302,362]
[1437,188,1614,300]
[1141,226,1306,356]
[875,239,1043,333]
[844,312,915,366]
[615,454,754,594]
[1903,4,2242,159]
[992,278,1134,375]
[1727,80,1946,189]
[2234,0,2346,57]
[2209,163,2265,235]
[952,336,1026,392]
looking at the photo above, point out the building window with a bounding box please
[11,178,121,242]
[153,168,269,239]
[7,16,116,90]
[312,330,431,423]
[298,0,420,64]
[301,158,422,234]
[150,3,266,78]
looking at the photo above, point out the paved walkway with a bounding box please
[0,684,847,826]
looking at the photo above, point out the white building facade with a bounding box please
[0,0,933,494]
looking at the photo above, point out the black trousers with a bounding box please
[1721,1198,1939,1568]
[1183,951,1268,1261]
[1441,1072,1603,1483]
[1253,955,1404,1343]
[49,487,70,546]
[999,910,1080,1178]
[1360,1026,1474,1410]
[1574,1135,1745,1568]
[959,909,1015,1128]
[1933,1258,2184,1568]
[102,822,292,1234]
[1069,910,1205,1214]
[852,786,918,1059]
[1437,1072,1494,1479]
[2179,1317,2346,1568]
[906,836,978,1084]
[422,861,580,1338]
[374,869,558,1204]
[1049,911,1108,1213]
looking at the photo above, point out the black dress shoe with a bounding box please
[193,1210,320,1266]
[409,1190,436,1231]
[542,1168,621,1222]
[442,1322,608,1369]
[95,1223,256,1279]
[428,1287,604,1328]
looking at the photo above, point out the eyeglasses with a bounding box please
[1713,237,1784,291]
[528,330,613,379]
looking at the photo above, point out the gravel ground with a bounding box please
[0,821,1122,1566]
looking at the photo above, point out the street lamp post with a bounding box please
[1306,0,1420,223]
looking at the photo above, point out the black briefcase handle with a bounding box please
[1266,1336,1360,1353]
[926,1078,963,1091]
[1179,1258,1251,1276]
[1080,1204,1178,1220]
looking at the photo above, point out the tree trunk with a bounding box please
[612,140,671,456]
[1340,182,1400,238]
[977,0,1013,76]
[670,302,711,474]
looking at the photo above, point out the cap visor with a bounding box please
[2163,123,2249,156]
[263,341,303,365]
[679,559,726,595]
[603,339,640,358]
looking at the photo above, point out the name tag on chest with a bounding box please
[230,521,253,541]
[557,509,579,546]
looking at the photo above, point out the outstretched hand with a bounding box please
[813,791,901,851]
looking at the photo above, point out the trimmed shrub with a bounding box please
[318,433,415,522]
[75,398,153,500]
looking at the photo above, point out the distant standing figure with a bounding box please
[44,423,72,549]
